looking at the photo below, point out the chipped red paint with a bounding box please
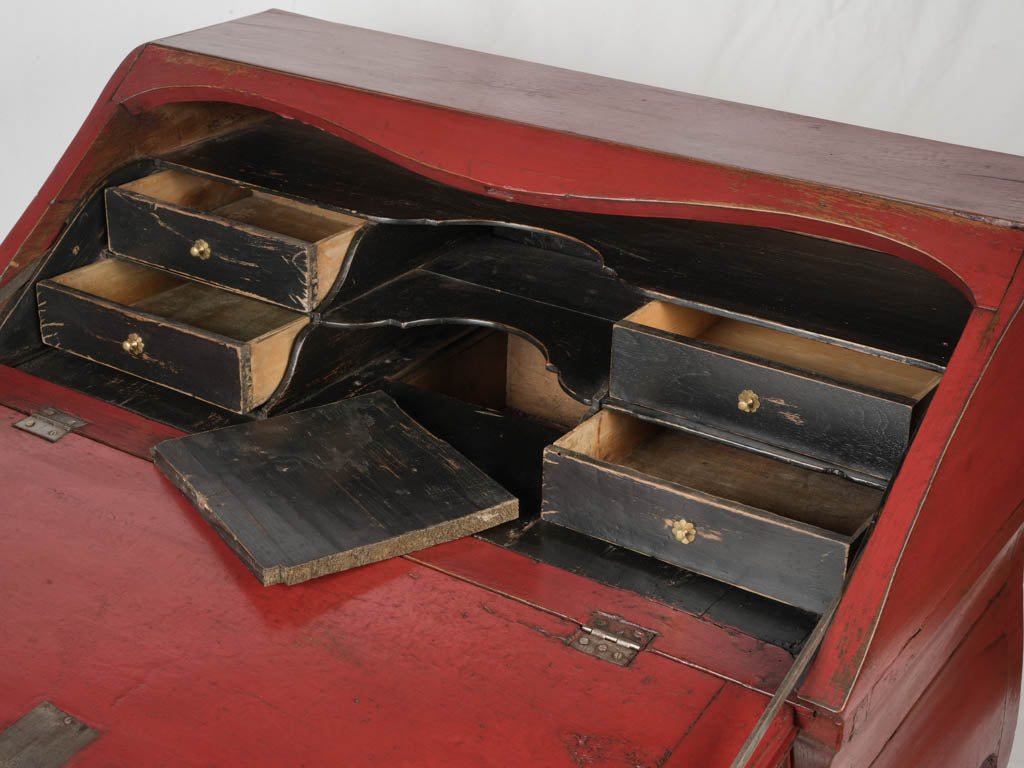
[3,13,1024,765]
[0,405,794,766]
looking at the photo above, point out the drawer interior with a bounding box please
[119,169,362,244]
[50,259,304,341]
[48,258,309,408]
[399,329,588,427]
[555,408,882,536]
[623,301,941,401]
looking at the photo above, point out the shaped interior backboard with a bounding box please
[153,390,518,585]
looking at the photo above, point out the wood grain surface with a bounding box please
[160,11,1024,225]
[165,120,970,368]
[153,391,518,586]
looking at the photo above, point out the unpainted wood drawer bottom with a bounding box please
[37,258,308,413]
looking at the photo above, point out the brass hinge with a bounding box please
[568,611,657,666]
[13,407,88,442]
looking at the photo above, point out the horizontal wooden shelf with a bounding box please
[324,235,643,402]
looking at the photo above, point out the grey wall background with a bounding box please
[2,0,1022,762]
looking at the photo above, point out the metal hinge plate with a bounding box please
[568,611,657,666]
[13,407,88,442]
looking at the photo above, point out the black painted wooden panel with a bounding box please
[325,268,611,402]
[384,380,817,646]
[0,160,160,364]
[18,348,250,433]
[153,391,518,586]
[106,187,317,310]
[165,119,971,367]
[424,236,642,321]
[610,321,916,480]
[541,448,854,614]
[36,280,246,412]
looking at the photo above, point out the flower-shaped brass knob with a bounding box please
[121,333,144,356]
[671,519,696,544]
[737,389,760,413]
[190,239,211,260]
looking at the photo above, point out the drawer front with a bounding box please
[541,448,850,614]
[611,323,913,479]
[106,188,315,311]
[38,282,247,412]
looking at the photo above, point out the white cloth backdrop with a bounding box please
[2,1,1022,763]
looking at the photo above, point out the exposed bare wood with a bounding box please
[505,334,587,427]
[619,426,881,535]
[249,316,312,406]
[631,301,941,400]
[49,258,182,305]
[120,168,248,210]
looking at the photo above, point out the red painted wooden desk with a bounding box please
[2,11,1023,767]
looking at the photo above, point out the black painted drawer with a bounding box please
[541,409,881,613]
[37,259,309,413]
[106,169,365,311]
[610,301,942,481]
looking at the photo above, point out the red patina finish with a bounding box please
[2,11,1023,766]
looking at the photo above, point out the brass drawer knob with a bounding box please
[190,239,211,260]
[122,333,145,356]
[737,389,760,413]
[671,519,696,544]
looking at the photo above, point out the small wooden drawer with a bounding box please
[610,301,942,480]
[37,259,309,413]
[541,409,881,613]
[106,169,365,311]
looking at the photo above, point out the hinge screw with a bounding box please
[578,636,590,646]
[597,643,608,652]
[24,419,35,427]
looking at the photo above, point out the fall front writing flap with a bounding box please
[153,390,518,585]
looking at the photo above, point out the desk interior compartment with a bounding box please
[542,408,882,613]
[37,258,309,413]
[106,168,365,311]
[611,301,943,482]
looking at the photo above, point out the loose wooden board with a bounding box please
[153,390,518,585]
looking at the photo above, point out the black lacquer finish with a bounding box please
[37,279,249,411]
[106,186,317,311]
[153,391,518,585]
[542,445,862,615]
[166,119,970,367]
[611,321,921,480]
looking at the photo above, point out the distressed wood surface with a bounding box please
[153,391,518,586]
[164,119,971,368]
[159,11,1024,226]
[0,404,794,767]
[0,14,1020,759]
[611,318,925,481]
[425,233,642,322]
[0,160,159,365]
[107,187,317,311]
[387,379,817,652]
[0,701,98,768]
[107,169,367,311]
[0,99,266,306]
[542,449,851,615]
[327,266,612,403]
[37,278,247,412]
[15,351,248,434]
[37,258,308,413]
[542,411,879,614]
[410,536,800,691]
